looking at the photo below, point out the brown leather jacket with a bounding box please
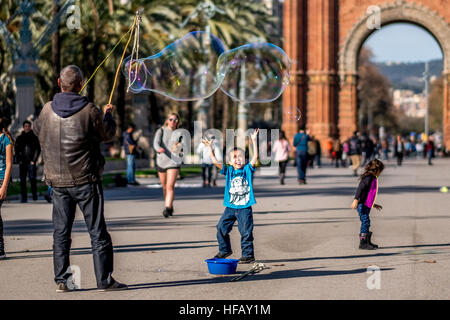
[35,101,116,187]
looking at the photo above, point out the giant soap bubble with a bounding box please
[123,32,291,103]
[123,31,226,101]
[217,43,291,103]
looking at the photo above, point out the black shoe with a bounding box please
[368,232,379,249]
[0,250,6,260]
[167,207,174,216]
[162,208,170,218]
[44,195,52,203]
[239,256,255,264]
[214,251,232,259]
[359,234,375,250]
[56,282,71,293]
[127,181,139,186]
[97,280,128,292]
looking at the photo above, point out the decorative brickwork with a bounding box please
[283,0,450,149]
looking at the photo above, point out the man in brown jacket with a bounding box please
[35,65,127,292]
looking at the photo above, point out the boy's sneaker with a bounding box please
[56,282,71,293]
[214,251,232,259]
[0,250,6,260]
[97,280,128,292]
[238,256,255,264]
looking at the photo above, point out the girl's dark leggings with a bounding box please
[279,160,288,174]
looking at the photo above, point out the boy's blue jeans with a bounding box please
[126,154,136,183]
[357,204,371,234]
[217,206,254,258]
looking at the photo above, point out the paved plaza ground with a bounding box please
[1,157,449,300]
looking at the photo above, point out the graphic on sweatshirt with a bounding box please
[229,176,250,206]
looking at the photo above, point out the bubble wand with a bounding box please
[78,10,141,98]
[108,10,142,104]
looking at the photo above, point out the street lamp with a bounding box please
[179,1,225,129]
[423,61,430,139]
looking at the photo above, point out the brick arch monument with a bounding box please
[282,0,450,150]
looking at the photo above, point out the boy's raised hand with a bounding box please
[250,128,259,142]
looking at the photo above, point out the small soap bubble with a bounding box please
[284,107,302,121]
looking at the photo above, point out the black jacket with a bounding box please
[34,93,116,187]
[348,136,362,155]
[15,131,41,164]
[354,175,376,205]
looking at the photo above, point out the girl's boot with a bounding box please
[359,233,375,250]
[368,232,378,248]
[280,173,285,185]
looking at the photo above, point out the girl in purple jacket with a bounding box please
[351,159,384,250]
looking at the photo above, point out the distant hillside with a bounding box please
[374,59,443,93]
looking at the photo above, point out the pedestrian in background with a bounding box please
[394,135,405,166]
[307,135,318,168]
[197,134,221,187]
[293,127,310,184]
[153,113,183,218]
[426,136,435,165]
[348,131,362,176]
[0,121,13,260]
[14,120,41,202]
[272,130,292,185]
[123,123,138,185]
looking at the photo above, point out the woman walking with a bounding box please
[153,113,183,218]
[0,122,13,259]
[272,130,292,185]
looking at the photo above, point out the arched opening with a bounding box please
[338,2,450,151]
[358,22,444,140]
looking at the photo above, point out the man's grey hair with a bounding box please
[59,65,83,92]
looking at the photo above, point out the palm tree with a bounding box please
[172,0,278,130]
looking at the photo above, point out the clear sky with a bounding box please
[363,23,443,63]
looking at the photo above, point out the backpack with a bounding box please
[308,140,317,155]
[350,138,359,154]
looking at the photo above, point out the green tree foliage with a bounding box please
[357,48,398,133]
[429,75,443,132]
[1,0,277,136]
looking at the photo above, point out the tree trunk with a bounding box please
[51,0,61,98]
[87,41,100,102]
[117,73,126,134]
[209,96,215,130]
[222,91,229,132]
[108,0,114,15]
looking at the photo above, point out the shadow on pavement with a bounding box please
[124,266,394,291]
[102,185,441,202]
[4,240,217,260]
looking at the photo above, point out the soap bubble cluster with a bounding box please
[123,31,291,103]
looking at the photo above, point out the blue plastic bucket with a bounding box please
[205,258,239,275]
